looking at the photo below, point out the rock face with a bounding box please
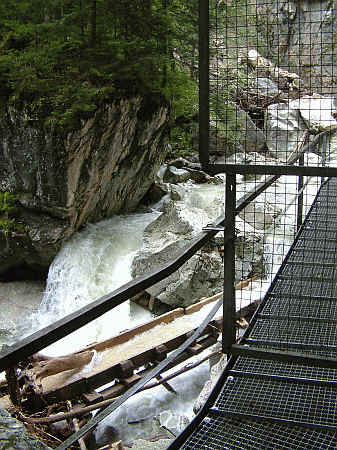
[0,97,169,275]
[0,408,49,449]
[260,0,337,96]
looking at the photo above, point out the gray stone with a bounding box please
[159,410,189,436]
[231,106,266,153]
[163,166,191,184]
[238,200,282,231]
[265,102,308,161]
[291,96,337,132]
[140,199,211,253]
[131,439,173,450]
[235,229,265,277]
[193,355,227,414]
[131,189,227,308]
[169,185,185,201]
[0,408,49,449]
[251,77,282,97]
[132,239,223,307]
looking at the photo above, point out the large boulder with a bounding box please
[0,97,169,276]
[133,239,223,307]
[132,185,267,307]
[132,187,225,308]
[291,96,337,132]
[265,102,308,161]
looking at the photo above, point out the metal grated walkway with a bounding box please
[171,178,337,449]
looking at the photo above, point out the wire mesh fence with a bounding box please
[199,0,337,351]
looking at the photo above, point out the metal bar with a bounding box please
[199,0,209,168]
[268,294,337,302]
[209,408,337,433]
[229,370,337,388]
[56,296,223,450]
[321,134,327,185]
[258,314,337,324]
[222,174,236,354]
[297,153,304,232]
[246,339,337,353]
[206,163,337,177]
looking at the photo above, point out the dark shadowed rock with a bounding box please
[0,408,49,449]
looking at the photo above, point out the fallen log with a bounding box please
[21,350,94,395]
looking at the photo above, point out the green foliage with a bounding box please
[0,192,24,237]
[0,192,17,216]
[0,0,176,128]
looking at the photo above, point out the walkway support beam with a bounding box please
[222,174,236,354]
[199,0,209,168]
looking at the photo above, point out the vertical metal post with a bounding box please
[199,0,210,169]
[222,173,236,355]
[296,153,304,232]
[321,134,327,185]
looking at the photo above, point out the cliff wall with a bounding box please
[0,96,169,276]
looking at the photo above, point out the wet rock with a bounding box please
[291,96,337,132]
[234,106,266,153]
[132,190,226,308]
[94,424,118,448]
[168,157,201,171]
[193,355,227,414]
[143,183,168,205]
[169,185,185,201]
[235,222,265,277]
[159,410,189,436]
[0,408,49,449]
[265,102,308,161]
[131,438,173,450]
[163,166,191,184]
[238,200,282,231]
[251,77,283,98]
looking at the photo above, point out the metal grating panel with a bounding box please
[261,297,337,321]
[248,342,337,359]
[248,319,337,348]
[270,279,336,298]
[233,357,337,382]
[294,238,337,252]
[280,264,336,281]
[215,376,337,427]
[287,249,337,265]
[181,416,337,450]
